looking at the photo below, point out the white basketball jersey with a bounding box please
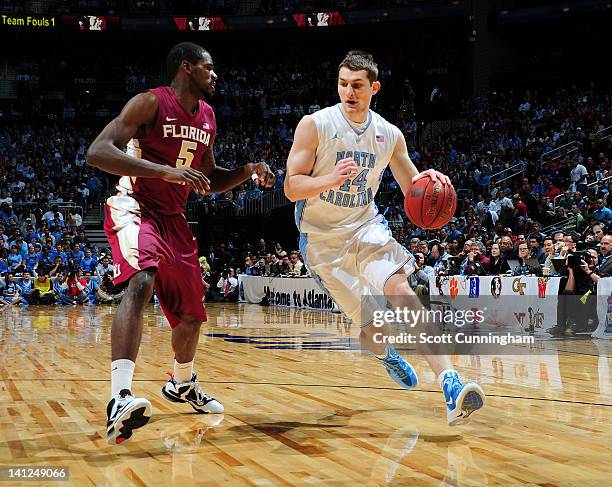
[295,104,401,235]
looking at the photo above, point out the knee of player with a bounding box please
[127,270,155,301]
[384,277,412,297]
[180,314,202,328]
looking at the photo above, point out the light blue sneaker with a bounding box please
[379,345,418,390]
[441,370,485,425]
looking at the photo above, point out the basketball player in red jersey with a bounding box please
[87,42,275,444]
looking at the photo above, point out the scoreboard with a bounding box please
[0,12,344,32]
[1,14,58,29]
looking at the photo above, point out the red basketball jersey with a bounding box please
[117,86,216,215]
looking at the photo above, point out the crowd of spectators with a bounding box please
[376,83,611,267]
[0,234,125,309]
[186,79,611,338]
[2,38,612,333]
[197,239,308,302]
[0,121,117,307]
[5,30,463,207]
[0,125,107,213]
[200,224,612,336]
[0,0,431,16]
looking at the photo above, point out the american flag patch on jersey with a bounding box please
[376,134,385,142]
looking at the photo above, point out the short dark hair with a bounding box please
[338,50,378,83]
[166,42,208,80]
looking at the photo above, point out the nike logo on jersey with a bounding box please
[330,133,339,140]
[166,116,178,121]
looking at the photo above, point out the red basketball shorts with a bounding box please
[104,195,206,328]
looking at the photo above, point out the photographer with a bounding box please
[566,248,600,287]
[409,252,434,295]
[431,243,449,275]
[59,270,89,305]
[551,247,600,336]
[215,268,238,302]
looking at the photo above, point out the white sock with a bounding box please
[174,359,194,383]
[111,359,135,397]
[437,368,458,388]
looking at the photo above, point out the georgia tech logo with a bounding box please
[512,278,526,295]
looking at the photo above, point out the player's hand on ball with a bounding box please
[412,169,451,186]
[332,158,359,186]
[163,167,210,194]
[251,162,276,188]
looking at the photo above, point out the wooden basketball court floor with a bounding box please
[0,302,611,486]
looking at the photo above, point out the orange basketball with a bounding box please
[404,176,457,230]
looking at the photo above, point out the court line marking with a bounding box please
[5,379,611,407]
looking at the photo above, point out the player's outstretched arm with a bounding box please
[284,116,358,202]
[389,131,450,195]
[199,127,276,193]
[86,92,210,194]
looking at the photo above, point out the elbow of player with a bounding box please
[284,180,298,202]
[85,147,99,167]
[86,144,104,168]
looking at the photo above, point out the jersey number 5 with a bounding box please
[339,168,369,192]
[176,140,198,168]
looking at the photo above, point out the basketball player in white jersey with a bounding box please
[285,51,485,424]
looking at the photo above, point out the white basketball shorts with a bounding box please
[299,217,415,326]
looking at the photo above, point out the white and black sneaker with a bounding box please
[161,372,224,414]
[106,389,152,445]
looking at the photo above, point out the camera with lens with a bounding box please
[442,257,462,275]
[567,251,591,272]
